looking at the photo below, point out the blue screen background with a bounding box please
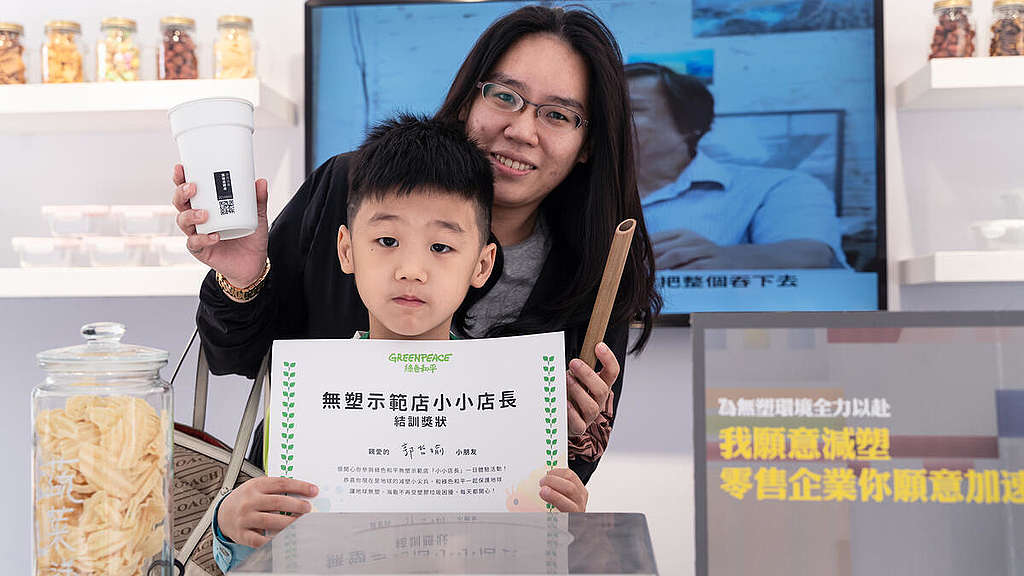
[309,0,880,313]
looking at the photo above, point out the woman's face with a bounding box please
[465,33,590,216]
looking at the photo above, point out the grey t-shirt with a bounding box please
[460,217,551,339]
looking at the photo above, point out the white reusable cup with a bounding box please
[168,97,257,240]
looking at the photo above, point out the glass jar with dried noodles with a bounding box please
[33,322,174,576]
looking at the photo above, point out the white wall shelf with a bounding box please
[900,251,1024,284]
[897,56,1024,110]
[0,267,209,298]
[0,78,297,133]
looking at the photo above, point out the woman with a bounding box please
[172,4,659,554]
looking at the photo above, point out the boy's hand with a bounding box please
[567,342,619,436]
[539,468,588,512]
[218,477,319,548]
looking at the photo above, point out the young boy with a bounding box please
[337,114,497,341]
[212,115,586,572]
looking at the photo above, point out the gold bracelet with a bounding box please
[216,258,271,303]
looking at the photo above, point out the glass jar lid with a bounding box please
[161,16,196,29]
[0,23,24,35]
[934,0,971,9]
[100,17,137,32]
[217,15,253,29]
[37,322,168,374]
[45,20,81,34]
[994,0,1024,8]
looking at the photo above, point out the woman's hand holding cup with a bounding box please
[172,163,270,287]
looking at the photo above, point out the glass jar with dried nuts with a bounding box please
[0,22,27,84]
[97,17,141,82]
[42,20,84,83]
[214,15,256,79]
[930,0,975,59]
[159,16,198,80]
[991,0,1024,56]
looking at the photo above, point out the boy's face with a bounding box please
[337,190,496,340]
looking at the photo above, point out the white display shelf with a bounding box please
[0,78,297,133]
[0,267,210,298]
[899,250,1024,284]
[898,56,1024,110]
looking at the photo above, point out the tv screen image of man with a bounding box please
[626,62,846,271]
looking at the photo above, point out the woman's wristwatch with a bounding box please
[216,258,271,303]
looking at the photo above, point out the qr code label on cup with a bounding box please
[213,171,236,216]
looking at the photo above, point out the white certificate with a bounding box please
[267,332,567,512]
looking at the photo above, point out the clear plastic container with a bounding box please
[991,0,1024,55]
[84,236,150,267]
[33,322,174,576]
[42,20,85,83]
[97,17,141,82]
[1000,191,1024,217]
[214,15,256,79]
[150,235,201,266]
[159,16,198,80]
[11,237,81,267]
[970,219,1024,249]
[0,22,27,84]
[111,205,179,236]
[930,0,975,58]
[41,205,110,237]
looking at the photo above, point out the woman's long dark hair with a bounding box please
[436,5,661,354]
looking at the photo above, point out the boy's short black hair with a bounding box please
[348,114,494,243]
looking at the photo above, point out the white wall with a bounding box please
[886,0,1024,310]
[4,1,1024,576]
[0,0,307,268]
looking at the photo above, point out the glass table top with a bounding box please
[231,512,657,575]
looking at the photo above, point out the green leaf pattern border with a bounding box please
[542,354,558,512]
[282,525,299,570]
[279,361,297,478]
[545,511,560,573]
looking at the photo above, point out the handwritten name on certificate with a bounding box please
[267,332,567,513]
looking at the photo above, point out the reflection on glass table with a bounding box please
[231,512,657,575]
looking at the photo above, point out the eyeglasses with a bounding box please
[476,82,589,131]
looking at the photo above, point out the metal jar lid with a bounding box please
[160,16,196,29]
[100,17,137,32]
[217,15,253,29]
[37,322,168,374]
[934,0,971,9]
[0,22,24,35]
[44,20,81,34]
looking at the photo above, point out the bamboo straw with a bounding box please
[579,219,636,369]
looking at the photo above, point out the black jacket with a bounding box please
[197,154,628,484]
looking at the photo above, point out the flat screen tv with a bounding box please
[306,0,886,319]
